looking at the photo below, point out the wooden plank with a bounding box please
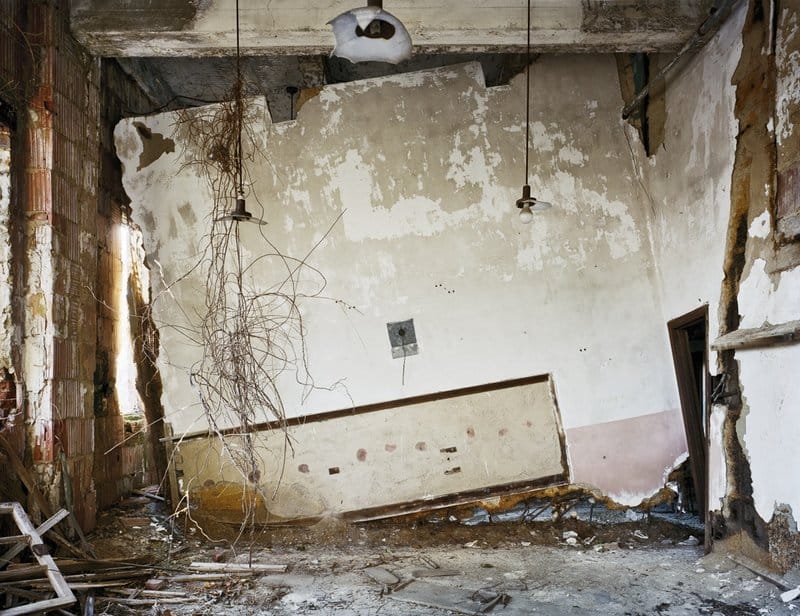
[96,597,197,606]
[1,509,69,568]
[0,435,93,560]
[162,423,181,510]
[0,536,28,546]
[0,596,77,616]
[188,562,288,573]
[133,489,165,502]
[165,573,255,582]
[712,319,800,351]
[729,554,793,590]
[0,565,47,583]
[1,503,77,613]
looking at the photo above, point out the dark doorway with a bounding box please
[667,307,709,521]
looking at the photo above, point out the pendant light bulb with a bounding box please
[519,205,534,224]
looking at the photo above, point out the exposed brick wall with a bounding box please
[94,58,162,508]
[26,0,101,530]
[0,0,159,530]
[0,0,29,463]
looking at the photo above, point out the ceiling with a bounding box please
[70,0,720,122]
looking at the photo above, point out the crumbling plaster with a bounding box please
[639,0,800,543]
[0,130,11,371]
[640,2,748,514]
[733,0,800,528]
[738,9,800,557]
[117,54,688,509]
[179,377,567,519]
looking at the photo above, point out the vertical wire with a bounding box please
[524,0,531,187]
[235,0,244,197]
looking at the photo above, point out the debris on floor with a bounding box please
[2,489,799,614]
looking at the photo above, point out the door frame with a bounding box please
[667,305,709,522]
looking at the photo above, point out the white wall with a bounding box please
[645,4,746,343]
[642,3,747,513]
[117,55,691,506]
[178,377,567,518]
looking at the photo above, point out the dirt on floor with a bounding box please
[71,493,799,615]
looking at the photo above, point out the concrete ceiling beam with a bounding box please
[70,0,716,57]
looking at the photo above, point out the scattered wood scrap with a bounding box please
[188,561,288,573]
[0,502,76,615]
[729,553,800,603]
[388,580,514,614]
[411,568,460,578]
[133,488,165,502]
[0,435,95,560]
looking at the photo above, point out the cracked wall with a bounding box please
[732,0,800,569]
[117,55,691,515]
[644,0,800,567]
[641,0,748,519]
[0,126,11,376]
[0,1,164,530]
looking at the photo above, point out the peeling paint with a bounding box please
[748,209,771,238]
[119,57,685,510]
[739,345,800,522]
[738,258,800,328]
[0,128,11,371]
[776,8,800,146]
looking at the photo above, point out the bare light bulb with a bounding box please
[516,184,551,223]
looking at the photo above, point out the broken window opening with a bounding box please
[617,53,666,157]
[0,122,17,432]
[115,221,145,420]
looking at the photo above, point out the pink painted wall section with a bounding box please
[567,409,688,506]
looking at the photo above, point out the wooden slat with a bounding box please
[1,509,69,568]
[0,502,76,615]
[712,319,800,351]
[188,562,288,573]
[0,435,94,560]
[0,565,48,583]
[0,596,77,616]
[0,536,29,546]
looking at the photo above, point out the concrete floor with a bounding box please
[128,541,794,615]
[89,502,797,615]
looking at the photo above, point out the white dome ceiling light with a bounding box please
[328,1,412,65]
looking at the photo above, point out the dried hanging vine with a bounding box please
[163,43,351,542]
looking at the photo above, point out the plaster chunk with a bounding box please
[738,259,800,329]
[748,209,771,239]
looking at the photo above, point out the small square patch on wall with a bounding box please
[386,319,419,359]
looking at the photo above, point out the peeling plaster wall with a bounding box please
[645,3,746,346]
[734,1,800,529]
[0,127,11,371]
[117,55,689,508]
[644,0,800,562]
[179,377,567,519]
[640,2,748,516]
[737,346,800,522]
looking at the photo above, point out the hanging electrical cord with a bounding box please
[515,0,552,224]
[214,0,267,225]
